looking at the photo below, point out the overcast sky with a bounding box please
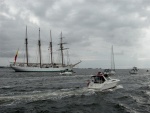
[1,0,150,69]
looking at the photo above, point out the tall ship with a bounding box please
[10,27,81,72]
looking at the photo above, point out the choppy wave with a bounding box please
[0,86,13,89]
[0,87,97,106]
[0,68,150,113]
[145,91,150,96]
[0,85,123,107]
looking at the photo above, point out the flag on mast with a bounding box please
[14,49,19,63]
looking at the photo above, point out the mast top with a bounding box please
[50,30,52,42]
[39,28,40,40]
[25,26,28,39]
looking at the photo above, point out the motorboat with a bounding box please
[59,71,73,75]
[87,74,120,90]
[129,67,138,74]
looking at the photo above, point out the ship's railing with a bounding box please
[10,62,73,68]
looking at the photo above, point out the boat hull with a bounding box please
[110,70,116,75]
[88,79,120,91]
[129,70,138,74]
[129,72,138,74]
[104,70,116,76]
[10,65,72,72]
[60,72,73,75]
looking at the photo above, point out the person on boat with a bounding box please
[147,70,149,72]
[97,72,103,76]
[104,74,108,78]
[94,76,99,83]
[95,72,105,83]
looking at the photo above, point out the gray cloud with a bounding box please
[1,0,150,68]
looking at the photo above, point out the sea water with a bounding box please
[0,68,149,113]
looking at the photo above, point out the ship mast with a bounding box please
[25,26,29,66]
[50,30,53,65]
[60,32,63,66]
[38,28,42,68]
[59,32,68,66]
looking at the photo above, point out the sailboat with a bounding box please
[10,26,81,72]
[104,46,116,76]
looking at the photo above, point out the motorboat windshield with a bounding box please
[91,75,106,84]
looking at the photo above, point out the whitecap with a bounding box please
[115,85,124,89]
[0,86,13,89]
[145,91,150,96]
[0,87,97,106]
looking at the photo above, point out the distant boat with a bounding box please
[104,45,116,75]
[59,70,74,75]
[103,69,111,75]
[129,67,138,74]
[10,26,81,72]
[87,73,120,90]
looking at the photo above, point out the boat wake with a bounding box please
[102,85,123,92]
[0,87,96,106]
[115,85,124,89]
[0,86,13,89]
[0,84,123,107]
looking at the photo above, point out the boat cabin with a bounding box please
[132,67,138,71]
[104,69,111,72]
[91,75,106,84]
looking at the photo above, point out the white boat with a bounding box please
[88,74,120,90]
[104,69,111,75]
[10,27,81,72]
[104,46,116,75]
[59,71,73,75]
[129,67,138,74]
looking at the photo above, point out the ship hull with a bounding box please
[129,71,138,74]
[10,65,72,72]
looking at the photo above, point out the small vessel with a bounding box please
[10,26,81,72]
[59,69,74,75]
[104,69,112,75]
[104,46,116,75]
[129,67,138,74]
[59,71,73,75]
[88,72,120,90]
